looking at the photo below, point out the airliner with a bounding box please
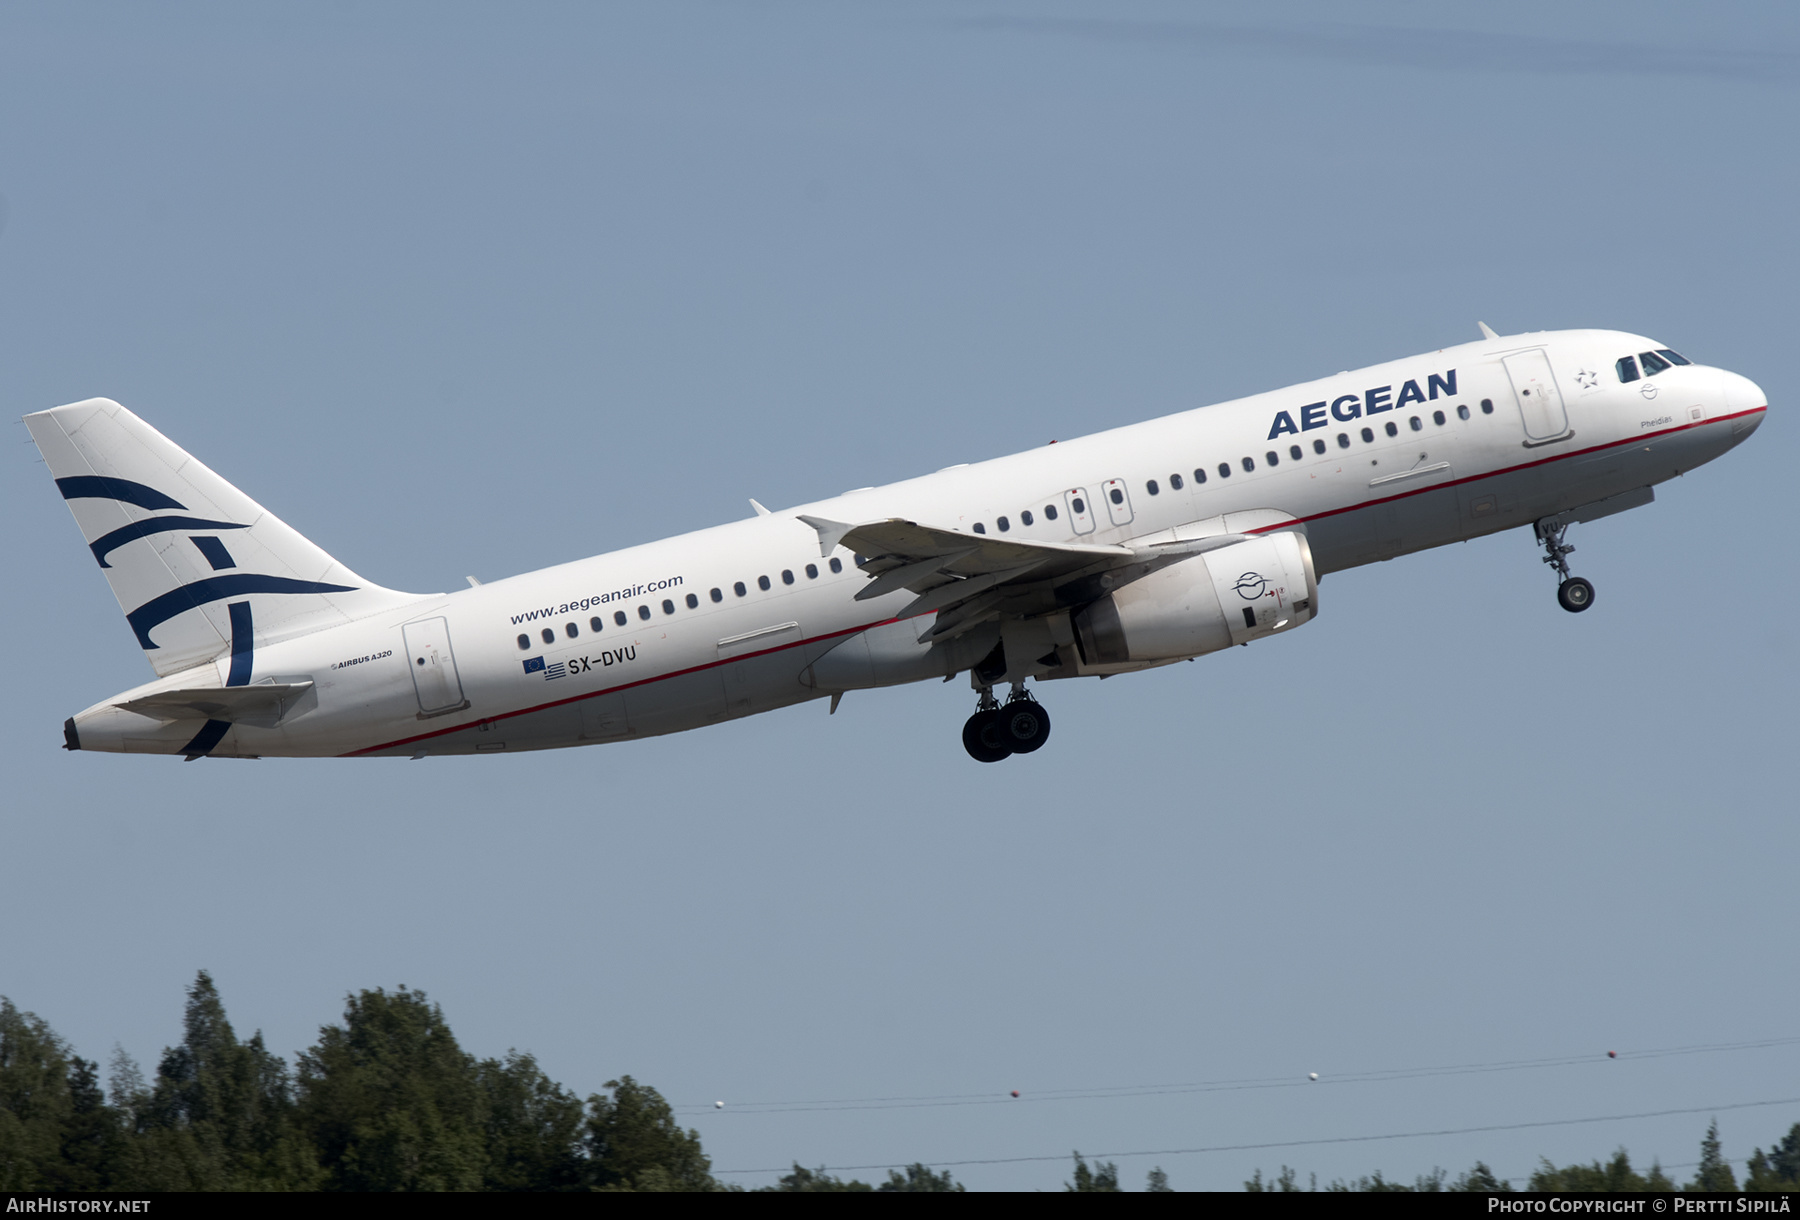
[28,325,1765,763]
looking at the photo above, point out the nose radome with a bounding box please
[1721,370,1766,413]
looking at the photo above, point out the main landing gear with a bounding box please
[962,685,1052,763]
[1535,516,1595,614]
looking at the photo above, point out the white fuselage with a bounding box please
[71,328,1767,759]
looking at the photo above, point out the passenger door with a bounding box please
[401,617,468,716]
[1503,349,1571,444]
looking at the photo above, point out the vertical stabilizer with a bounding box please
[26,398,421,677]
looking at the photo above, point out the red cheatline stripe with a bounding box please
[344,615,903,756]
[1245,406,1767,535]
[347,406,1766,756]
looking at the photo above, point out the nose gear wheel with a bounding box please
[1557,576,1595,613]
[1535,517,1596,614]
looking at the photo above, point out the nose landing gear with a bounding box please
[962,684,1053,762]
[1536,516,1595,613]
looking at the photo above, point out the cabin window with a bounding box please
[1021,509,1034,525]
[806,563,818,579]
[1109,487,1124,504]
[1145,480,1159,496]
[1313,438,1326,454]
[1265,451,1278,467]
[1410,416,1423,431]
[1361,427,1375,443]
[997,516,1011,531]
[710,587,722,603]
[757,575,771,591]
[541,628,555,645]
[1192,468,1207,484]
[565,622,579,639]
[1289,445,1302,461]
[829,557,843,573]
[1071,497,1086,513]
[516,634,530,651]
[1639,350,1672,376]
[614,610,628,626]
[972,522,986,534]
[638,605,651,621]
[1658,348,1691,366]
[686,592,699,608]
[1457,404,1471,420]
[1217,463,1231,479]
[1432,409,1446,426]
[590,617,603,633]
[734,581,747,597]
[1045,504,1059,520]
[1385,421,1398,437]
[658,599,672,615]
[1169,473,1183,490]
[1337,433,1351,448]
[1481,398,1494,414]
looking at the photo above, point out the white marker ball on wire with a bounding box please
[1308,1073,1318,1081]
[714,1101,724,1109]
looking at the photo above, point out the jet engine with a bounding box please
[1072,531,1318,666]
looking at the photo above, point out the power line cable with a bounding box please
[713,1094,1800,1176]
[680,1034,1800,1117]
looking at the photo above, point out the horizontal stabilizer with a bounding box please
[117,681,314,723]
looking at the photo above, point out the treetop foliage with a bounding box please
[0,976,719,1192]
[3,977,1796,1192]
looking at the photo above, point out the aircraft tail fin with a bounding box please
[26,398,421,678]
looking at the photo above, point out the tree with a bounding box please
[130,972,313,1190]
[1067,1151,1120,1191]
[1146,1166,1172,1191]
[1246,1166,1305,1192]
[1450,1162,1510,1192]
[1744,1123,1800,1192]
[584,1076,714,1191]
[878,1163,963,1192]
[1530,1150,1651,1192]
[295,986,486,1191]
[1687,1120,1738,1192]
[0,999,76,1190]
[476,1051,585,1191]
[1324,1168,1443,1192]
[761,1163,873,1191]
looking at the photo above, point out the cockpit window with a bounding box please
[1656,348,1691,366]
[1616,356,1640,383]
[1639,351,1672,376]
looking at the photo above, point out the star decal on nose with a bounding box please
[1575,368,1599,389]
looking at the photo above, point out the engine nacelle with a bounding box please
[1072,531,1318,666]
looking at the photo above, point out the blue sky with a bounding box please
[3,1,1795,1190]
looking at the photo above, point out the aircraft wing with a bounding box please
[801,516,1130,642]
[800,512,1287,642]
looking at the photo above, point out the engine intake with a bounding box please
[1073,532,1318,666]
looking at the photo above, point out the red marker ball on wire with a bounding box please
[1010,1090,1019,1098]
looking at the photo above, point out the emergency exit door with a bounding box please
[402,617,468,716]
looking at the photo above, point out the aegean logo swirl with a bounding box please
[1232,572,1268,600]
